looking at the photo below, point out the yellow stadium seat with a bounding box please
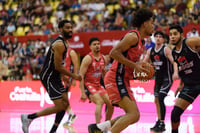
[50,16,57,24]
[187,0,195,9]
[169,8,176,13]
[5,4,9,10]
[106,5,114,14]
[0,19,3,25]
[72,15,79,24]
[24,26,30,33]
[15,26,25,36]
[11,3,18,11]
[16,11,22,17]
[130,0,134,4]
[34,17,41,25]
[65,13,71,20]
[0,3,2,10]
[114,4,120,10]
[51,1,59,11]
[96,13,103,21]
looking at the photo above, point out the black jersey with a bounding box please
[150,44,173,79]
[40,35,68,81]
[172,39,200,85]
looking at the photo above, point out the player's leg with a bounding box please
[63,91,77,127]
[171,85,200,133]
[90,93,105,123]
[110,96,140,133]
[101,93,114,121]
[154,78,172,132]
[150,82,161,131]
[21,80,68,133]
[21,96,68,133]
[171,98,189,133]
[50,92,69,132]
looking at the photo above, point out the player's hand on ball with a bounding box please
[135,62,149,73]
[133,62,155,81]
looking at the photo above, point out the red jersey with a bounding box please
[64,48,74,84]
[109,30,144,79]
[64,48,74,73]
[84,52,105,84]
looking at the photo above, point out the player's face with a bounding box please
[62,23,73,39]
[155,35,164,45]
[169,29,182,46]
[90,40,100,53]
[145,18,154,36]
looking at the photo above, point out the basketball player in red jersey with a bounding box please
[79,37,113,124]
[62,47,79,127]
[88,9,154,133]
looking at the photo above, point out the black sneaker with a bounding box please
[150,120,160,131]
[154,122,166,132]
[88,124,102,133]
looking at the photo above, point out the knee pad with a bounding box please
[171,106,184,123]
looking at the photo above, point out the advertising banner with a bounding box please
[1,30,128,56]
[0,80,199,114]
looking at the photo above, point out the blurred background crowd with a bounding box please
[0,0,200,81]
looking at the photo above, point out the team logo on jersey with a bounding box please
[154,55,160,61]
[177,56,188,65]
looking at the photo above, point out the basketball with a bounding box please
[133,62,155,81]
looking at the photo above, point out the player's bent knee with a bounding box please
[55,104,68,112]
[129,111,140,124]
[171,106,184,123]
[96,99,104,105]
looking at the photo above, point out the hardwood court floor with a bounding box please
[0,108,200,133]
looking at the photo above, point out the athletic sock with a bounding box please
[50,111,65,132]
[28,113,37,119]
[172,129,178,133]
[97,120,111,131]
[50,123,58,133]
[68,108,74,116]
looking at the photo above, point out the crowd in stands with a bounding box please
[0,0,200,81]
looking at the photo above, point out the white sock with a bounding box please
[68,108,74,116]
[97,120,111,131]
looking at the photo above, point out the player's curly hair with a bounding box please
[169,24,183,33]
[132,8,154,28]
[58,20,72,29]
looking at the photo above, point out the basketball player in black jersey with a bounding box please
[169,25,200,133]
[143,31,174,132]
[20,20,82,133]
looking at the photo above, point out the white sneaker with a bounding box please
[103,130,112,133]
[63,114,77,128]
[70,114,77,124]
[21,114,32,133]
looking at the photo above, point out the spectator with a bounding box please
[7,20,16,35]
[113,10,124,30]
[0,60,9,81]
[186,27,199,38]
[12,37,20,53]
[23,69,33,81]
[193,0,200,9]
[145,37,155,49]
